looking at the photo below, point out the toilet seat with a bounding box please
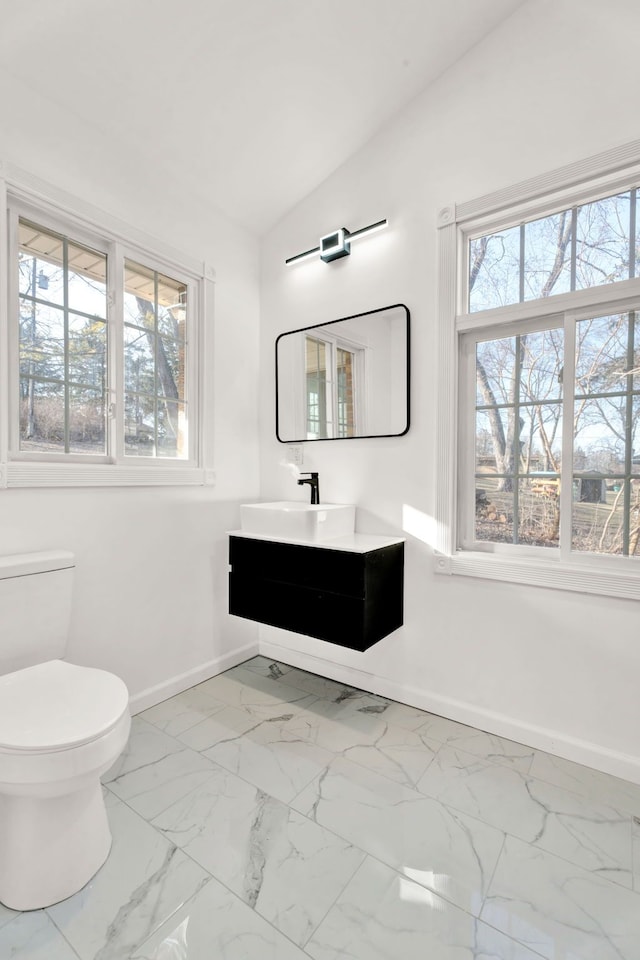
[0,659,129,753]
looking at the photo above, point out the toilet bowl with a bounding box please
[0,553,131,911]
[0,660,130,911]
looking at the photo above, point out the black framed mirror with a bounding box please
[276,304,410,442]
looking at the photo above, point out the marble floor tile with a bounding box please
[46,800,210,960]
[177,700,314,753]
[105,742,217,820]
[0,911,79,960]
[0,901,18,931]
[306,856,543,960]
[139,685,227,738]
[196,665,318,711]
[202,721,335,803]
[381,705,534,774]
[151,765,365,947]
[102,716,184,787]
[278,696,392,754]
[416,744,633,887]
[131,877,309,960]
[482,835,640,960]
[240,656,294,680]
[291,755,505,917]
[267,664,389,708]
[529,749,640,817]
[341,722,441,790]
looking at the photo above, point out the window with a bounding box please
[304,334,359,439]
[436,141,640,599]
[1,171,209,487]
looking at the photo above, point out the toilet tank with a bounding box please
[0,551,75,676]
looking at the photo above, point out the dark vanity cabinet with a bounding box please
[229,535,404,652]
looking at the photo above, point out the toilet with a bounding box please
[0,550,131,911]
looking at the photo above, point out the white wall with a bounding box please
[259,0,640,783]
[0,70,261,707]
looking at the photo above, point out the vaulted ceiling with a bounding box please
[0,0,526,234]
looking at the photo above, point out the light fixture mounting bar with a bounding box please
[285,218,388,265]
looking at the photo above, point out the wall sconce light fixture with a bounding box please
[285,219,388,265]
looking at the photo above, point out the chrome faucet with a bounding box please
[297,472,320,504]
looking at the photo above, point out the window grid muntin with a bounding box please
[18,223,108,456]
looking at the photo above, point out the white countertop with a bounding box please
[228,530,405,554]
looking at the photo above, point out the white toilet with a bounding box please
[0,550,131,911]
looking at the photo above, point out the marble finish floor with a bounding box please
[2,656,640,959]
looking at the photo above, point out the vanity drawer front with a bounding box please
[228,575,370,650]
[229,536,365,597]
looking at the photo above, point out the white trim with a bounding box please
[5,462,211,487]
[456,138,640,224]
[0,177,8,472]
[259,637,640,786]
[435,220,458,556]
[440,551,640,602]
[129,641,259,714]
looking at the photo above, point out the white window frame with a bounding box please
[435,138,640,600]
[0,162,214,488]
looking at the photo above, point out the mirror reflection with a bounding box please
[276,304,410,442]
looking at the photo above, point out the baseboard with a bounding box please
[129,641,259,714]
[259,639,640,787]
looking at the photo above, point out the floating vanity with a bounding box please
[229,502,404,652]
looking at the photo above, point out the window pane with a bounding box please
[157,335,185,402]
[523,212,572,301]
[469,226,520,312]
[519,329,563,403]
[124,325,155,394]
[18,221,65,306]
[19,302,65,381]
[476,336,516,406]
[336,347,355,438]
[68,387,105,454]
[124,259,189,460]
[68,314,107,389]
[575,192,632,290]
[124,392,155,455]
[67,240,107,318]
[19,379,65,453]
[475,474,513,543]
[475,407,510,473]
[572,480,626,554]
[157,400,186,458]
[157,273,187,340]
[574,397,626,474]
[518,477,560,547]
[306,336,328,439]
[575,313,631,395]
[519,403,563,474]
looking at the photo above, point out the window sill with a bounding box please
[435,551,640,601]
[1,461,212,488]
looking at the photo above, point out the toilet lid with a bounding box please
[0,660,129,752]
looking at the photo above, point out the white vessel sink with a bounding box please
[240,501,355,542]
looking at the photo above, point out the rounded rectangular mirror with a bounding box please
[276,304,410,442]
